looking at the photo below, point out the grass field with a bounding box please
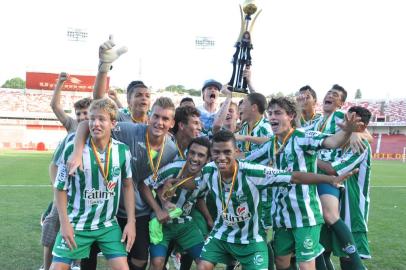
[0,150,405,270]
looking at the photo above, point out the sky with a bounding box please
[1,0,406,100]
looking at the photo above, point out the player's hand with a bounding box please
[243,66,251,83]
[66,150,83,176]
[155,208,170,224]
[98,35,128,72]
[220,84,232,98]
[330,168,359,187]
[349,133,366,154]
[296,92,307,109]
[121,221,136,252]
[108,89,119,101]
[162,200,176,211]
[160,179,178,201]
[338,112,363,133]
[60,221,77,251]
[57,72,69,84]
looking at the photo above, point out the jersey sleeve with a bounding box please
[297,130,330,152]
[331,149,367,176]
[194,175,209,198]
[122,146,133,181]
[143,162,180,189]
[244,163,291,189]
[112,122,138,143]
[244,140,272,165]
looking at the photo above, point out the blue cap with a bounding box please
[202,79,222,91]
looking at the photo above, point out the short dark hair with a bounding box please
[332,84,347,102]
[74,97,92,111]
[299,85,317,101]
[247,93,267,114]
[348,106,372,126]
[211,130,236,147]
[180,97,195,106]
[268,97,297,127]
[126,80,148,100]
[172,106,201,134]
[187,136,211,158]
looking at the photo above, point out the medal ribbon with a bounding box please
[273,128,295,168]
[175,141,185,159]
[90,137,112,185]
[244,118,262,151]
[162,162,196,199]
[146,127,166,181]
[218,162,238,215]
[318,113,333,132]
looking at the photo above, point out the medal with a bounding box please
[90,137,112,186]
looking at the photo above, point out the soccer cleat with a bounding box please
[70,261,81,270]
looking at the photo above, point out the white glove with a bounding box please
[98,35,128,72]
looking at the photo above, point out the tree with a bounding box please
[355,89,362,99]
[2,77,25,89]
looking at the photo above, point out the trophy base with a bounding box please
[231,87,249,94]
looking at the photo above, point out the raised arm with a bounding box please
[108,89,124,108]
[322,112,362,149]
[66,120,89,175]
[50,72,72,129]
[291,169,358,186]
[243,66,256,93]
[212,85,232,133]
[94,35,128,100]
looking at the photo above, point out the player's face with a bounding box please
[186,143,209,175]
[129,87,151,114]
[298,90,316,108]
[180,115,202,139]
[75,108,89,123]
[203,86,219,105]
[211,140,237,174]
[180,101,195,108]
[240,96,253,122]
[149,106,175,137]
[224,104,239,127]
[268,104,294,135]
[323,89,343,113]
[89,108,116,140]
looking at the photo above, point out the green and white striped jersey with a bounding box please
[245,129,329,228]
[52,132,75,166]
[54,138,132,231]
[332,141,372,232]
[313,110,345,162]
[237,117,273,152]
[197,160,291,244]
[300,112,323,131]
[144,160,204,224]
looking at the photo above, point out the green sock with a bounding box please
[331,219,365,270]
[339,257,353,270]
[323,251,335,270]
[267,242,275,270]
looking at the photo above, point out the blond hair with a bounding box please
[89,98,118,121]
[152,97,175,112]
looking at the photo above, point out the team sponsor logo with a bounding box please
[305,130,320,138]
[56,165,68,182]
[253,254,264,266]
[84,188,115,205]
[222,203,252,226]
[343,244,356,254]
[106,181,117,191]
[182,201,193,216]
[56,238,70,251]
[303,237,314,249]
[112,166,121,177]
[236,194,247,203]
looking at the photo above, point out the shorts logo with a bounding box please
[112,166,121,177]
[303,237,314,250]
[344,244,356,254]
[253,254,264,266]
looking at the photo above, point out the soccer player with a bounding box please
[144,137,212,270]
[313,85,366,270]
[171,106,202,160]
[212,86,239,134]
[50,98,135,270]
[317,106,373,270]
[69,97,178,270]
[93,35,150,124]
[296,85,322,129]
[236,92,273,152]
[196,130,357,270]
[244,97,362,270]
[50,72,92,133]
[197,79,222,132]
[179,97,196,108]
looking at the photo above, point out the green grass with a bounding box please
[0,152,405,270]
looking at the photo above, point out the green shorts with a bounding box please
[52,224,127,261]
[191,208,209,237]
[332,232,371,259]
[200,236,268,270]
[273,225,324,262]
[157,220,204,250]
